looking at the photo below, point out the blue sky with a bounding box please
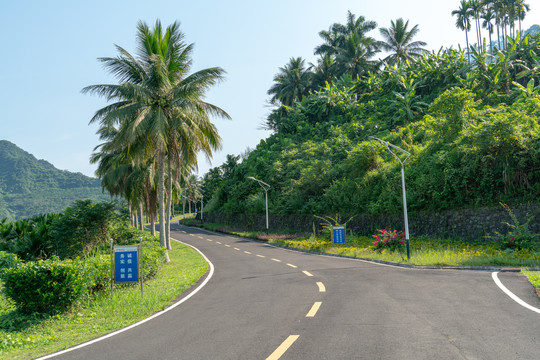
[1,0,538,178]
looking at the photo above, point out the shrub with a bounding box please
[3,258,87,314]
[49,200,119,259]
[83,254,111,293]
[371,229,405,252]
[491,203,539,251]
[0,251,21,278]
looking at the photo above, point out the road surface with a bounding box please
[46,224,540,359]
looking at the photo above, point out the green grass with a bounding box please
[522,269,540,290]
[0,240,208,360]
[270,235,540,267]
[189,221,540,268]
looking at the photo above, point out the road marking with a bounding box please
[257,254,266,258]
[302,270,313,277]
[317,282,326,292]
[35,236,215,360]
[234,247,240,251]
[244,251,252,254]
[207,239,212,242]
[180,231,186,233]
[216,241,222,244]
[271,258,282,263]
[225,244,231,247]
[306,302,322,317]
[189,234,195,236]
[286,263,298,268]
[266,335,300,360]
[492,272,540,315]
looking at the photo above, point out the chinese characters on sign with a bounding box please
[114,246,139,283]
[332,226,345,244]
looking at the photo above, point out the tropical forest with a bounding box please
[200,4,540,220]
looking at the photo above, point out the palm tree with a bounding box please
[378,18,427,67]
[452,0,473,62]
[469,0,484,50]
[482,6,496,54]
[314,11,377,58]
[267,57,312,106]
[515,0,530,39]
[334,33,378,78]
[83,20,230,256]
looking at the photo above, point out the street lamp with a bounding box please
[248,176,271,234]
[369,136,412,260]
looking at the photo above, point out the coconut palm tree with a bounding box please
[83,20,229,255]
[314,11,377,58]
[267,57,312,106]
[452,0,473,62]
[334,32,378,78]
[378,18,427,67]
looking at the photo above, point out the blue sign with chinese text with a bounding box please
[332,226,345,244]
[114,246,139,283]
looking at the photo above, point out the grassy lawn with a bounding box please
[0,240,208,360]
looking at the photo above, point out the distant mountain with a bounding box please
[0,140,109,221]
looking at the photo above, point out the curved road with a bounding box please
[45,224,540,360]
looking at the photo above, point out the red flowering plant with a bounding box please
[371,229,405,252]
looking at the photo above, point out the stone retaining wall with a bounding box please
[201,204,540,240]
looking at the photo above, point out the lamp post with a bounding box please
[248,176,270,234]
[369,136,412,260]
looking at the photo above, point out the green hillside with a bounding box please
[201,25,540,217]
[0,140,109,220]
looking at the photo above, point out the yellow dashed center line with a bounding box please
[271,258,282,263]
[286,263,298,268]
[207,239,213,242]
[244,251,252,254]
[306,302,322,317]
[197,236,204,239]
[189,234,195,236]
[256,254,266,258]
[225,244,231,247]
[317,282,326,292]
[266,335,300,360]
[234,248,240,251]
[216,241,222,244]
[302,270,313,277]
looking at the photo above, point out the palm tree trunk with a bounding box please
[166,157,173,250]
[139,203,144,231]
[465,30,470,64]
[157,152,170,262]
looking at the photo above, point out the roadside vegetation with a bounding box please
[0,202,208,359]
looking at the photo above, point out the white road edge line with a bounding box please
[492,272,540,315]
[35,236,215,360]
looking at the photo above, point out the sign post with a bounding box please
[332,226,345,244]
[112,242,143,297]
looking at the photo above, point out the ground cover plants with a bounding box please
[0,203,209,359]
[182,218,540,268]
[0,240,207,359]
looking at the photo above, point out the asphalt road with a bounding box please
[46,224,540,360]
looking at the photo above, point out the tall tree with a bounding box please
[452,0,473,62]
[378,18,427,67]
[267,57,312,106]
[83,20,229,258]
